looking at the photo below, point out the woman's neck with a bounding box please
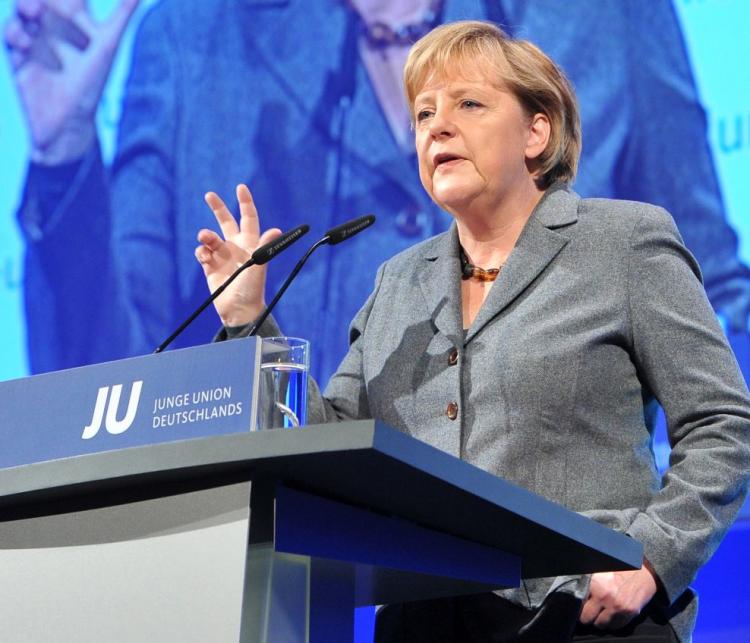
[456,183,545,267]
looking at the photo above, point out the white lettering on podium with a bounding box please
[82,381,143,439]
[82,386,109,440]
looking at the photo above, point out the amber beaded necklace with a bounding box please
[459,246,504,282]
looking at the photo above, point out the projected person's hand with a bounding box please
[3,0,139,165]
[196,185,282,328]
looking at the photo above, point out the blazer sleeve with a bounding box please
[217,262,386,425]
[624,207,750,603]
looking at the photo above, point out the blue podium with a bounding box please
[0,341,641,642]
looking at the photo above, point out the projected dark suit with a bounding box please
[18,0,750,383]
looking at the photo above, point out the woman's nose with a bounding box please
[428,107,456,138]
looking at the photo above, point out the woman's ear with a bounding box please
[525,113,551,161]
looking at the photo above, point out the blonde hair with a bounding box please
[404,21,581,188]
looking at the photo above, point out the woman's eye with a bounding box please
[416,109,433,122]
[461,100,481,109]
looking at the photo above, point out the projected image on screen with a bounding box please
[2,0,748,384]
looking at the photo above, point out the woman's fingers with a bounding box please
[194,244,213,268]
[257,227,283,247]
[196,186,273,325]
[205,186,264,244]
[236,184,261,238]
[196,225,282,261]
[204,191,240,238]
[205,185,270,250]
[197,227,223,251]
[195,228,239,268]
[194,229,229,271]
[200,187,282,285]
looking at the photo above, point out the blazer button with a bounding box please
[448,348,458,365]
[446,402,458,420]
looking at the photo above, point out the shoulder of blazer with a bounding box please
[576,196,680,242]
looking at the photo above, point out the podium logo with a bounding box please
[82,381,144,440]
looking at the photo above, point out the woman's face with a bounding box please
[413,66,545,217]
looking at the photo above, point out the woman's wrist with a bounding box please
[220,303,264,328]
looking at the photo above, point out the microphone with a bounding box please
[252,224,309,264]
[325,215,376,245]
[247,215,376,336]
[154,224,310,353]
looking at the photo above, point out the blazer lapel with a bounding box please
[417,227,464,344]
[465,186,579,344]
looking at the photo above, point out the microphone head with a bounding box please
[324,215,376,245]
[252,224,310,265]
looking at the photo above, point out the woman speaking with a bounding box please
[194,21,750,643]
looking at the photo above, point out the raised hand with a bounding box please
[196,184,282,328]
[3,0,139,164]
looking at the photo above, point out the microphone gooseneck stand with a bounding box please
[154,224,310,353]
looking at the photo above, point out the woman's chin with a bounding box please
[432,188,479,216]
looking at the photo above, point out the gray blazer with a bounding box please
[243,185,750,641]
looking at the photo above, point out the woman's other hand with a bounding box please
[196,184,281,328]
[579,561,659,630]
